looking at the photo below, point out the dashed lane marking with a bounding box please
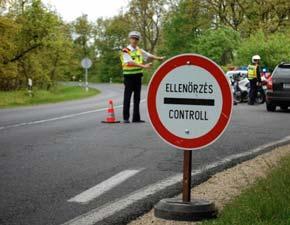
[68,169,144,204]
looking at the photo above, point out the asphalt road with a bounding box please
[1,83,290,225]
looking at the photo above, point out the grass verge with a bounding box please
[203,155,290,225]
[0,85,100,108]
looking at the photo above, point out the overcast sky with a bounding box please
[42,0,129,21]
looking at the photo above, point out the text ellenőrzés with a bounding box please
[165,82,214,94]
[164,82,215,121]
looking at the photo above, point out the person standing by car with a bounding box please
[120,31,164,123]
[248,55,262,105]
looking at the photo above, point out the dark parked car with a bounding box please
[266,62,290,111]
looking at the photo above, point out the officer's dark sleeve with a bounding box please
[257,66,261,82]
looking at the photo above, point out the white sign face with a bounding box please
[156,65,223,139]
[148,54,233,150]
[81,57,92,69]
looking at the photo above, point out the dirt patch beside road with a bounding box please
[129,144,290,225]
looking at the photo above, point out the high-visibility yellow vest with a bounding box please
[121,47,144,75]
[248,64,258,80]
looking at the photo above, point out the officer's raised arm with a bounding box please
[141,49,165,62]
[122,47,152,69]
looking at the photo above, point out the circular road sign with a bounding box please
[147,54,233,150]
[81,57,92,69]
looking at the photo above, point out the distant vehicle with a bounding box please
[255,76,268,104]
[232,73,249,103]
[225,74,236,105]
[266,62,290,111]
[226,70,248,83]
[230,71,266,104]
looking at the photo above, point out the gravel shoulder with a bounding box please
[129,144,290,225]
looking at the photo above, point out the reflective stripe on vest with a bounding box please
[121,48,144,75]
[248,64,257,80]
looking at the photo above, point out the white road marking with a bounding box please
[68,169,144,204]
[62,173,183,225]
[0,99,146,131]
[62,135,290,225]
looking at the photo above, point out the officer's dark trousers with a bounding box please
[249,78,258,104]
[123,74,142,121]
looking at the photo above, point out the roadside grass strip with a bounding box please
[0,85,99,108]
[203,154,290,225]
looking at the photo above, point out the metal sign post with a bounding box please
[81,57,92,92]
[183,150,192,202]
[147,54,233,221]
[85,68,89,92]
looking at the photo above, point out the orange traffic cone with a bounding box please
[102,100,120,123]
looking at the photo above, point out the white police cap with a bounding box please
[129,31,141,40]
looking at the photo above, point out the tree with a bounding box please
[72,14,93,57]
[2,0,290,90]
[235,31,290,70]
[0,0,76,90]
[0,16,19,90]
[204,0,290,35]
[128,0,166,52]
[159,0,211,57]
[93,15,130,82]
[203,0,246,31]
[14,0,70,89]
[195,27,240,65]
[242,0,290,34]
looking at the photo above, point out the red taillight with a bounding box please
[267,77,273,90]
[262,80,268,86]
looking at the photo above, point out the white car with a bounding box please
[225,70,248,105]
[226,70,248,84]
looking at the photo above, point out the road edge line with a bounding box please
[0,99,146,131]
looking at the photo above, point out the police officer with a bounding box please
[248,55,262,105]
[121,31,164,123]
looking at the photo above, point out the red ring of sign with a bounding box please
[147,54,233,150]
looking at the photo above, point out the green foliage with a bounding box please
[128,0,166,52]
[1,0,290,90]
[236,31,290,70]
[72,14,93,57]
[0,16,19,90]
[160,0,211,57]
[0,0,76,91]
[203,154,290,225]
[98,51,123,83]
[69,14,95,82]
[160,1,240,66]
[93,15,130,82]
[161,0,290,70]
[195,28,241,65]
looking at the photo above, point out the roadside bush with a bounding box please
[195,28,241,66]
[235,31,290,70]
